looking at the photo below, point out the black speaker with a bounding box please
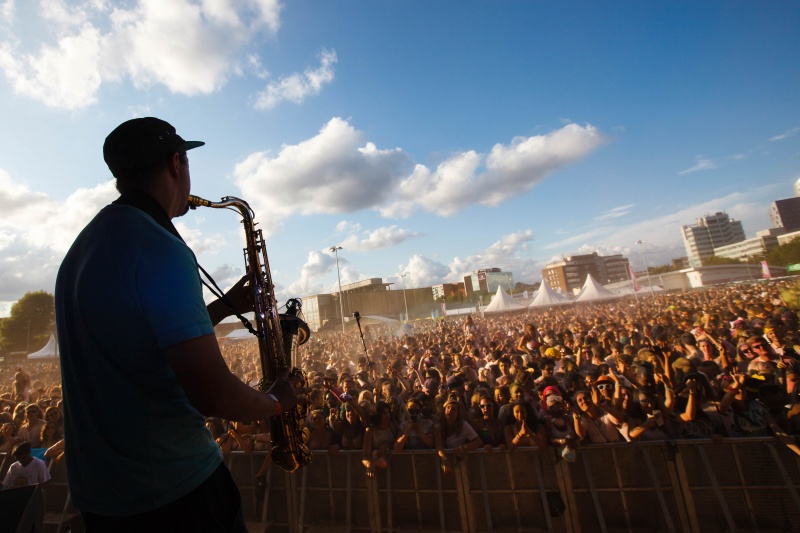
[0,484,39,533]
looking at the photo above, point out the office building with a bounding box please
[714,228,785,262]
[463,268,514,296]
[432,283,466,301]
[542,252,630,293]
[770,197,800,232]
[681,212,745,267]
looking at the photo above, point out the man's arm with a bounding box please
[206,275,252,327]
[165,334,298,421]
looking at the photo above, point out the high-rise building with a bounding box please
[681,212,745,267]
[542,252,630,293]
[463,268,514,296]
[770,198,800,232]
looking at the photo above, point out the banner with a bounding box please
[629,265,641,291]
[761,261,771,279]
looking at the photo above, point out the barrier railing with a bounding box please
[224,438,800,533]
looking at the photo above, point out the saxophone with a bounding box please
[188,195,312,472]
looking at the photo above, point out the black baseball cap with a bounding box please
[103,117,204,178]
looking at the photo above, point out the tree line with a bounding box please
[0,291,55,354]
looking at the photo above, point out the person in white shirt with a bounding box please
[1,442,51,490]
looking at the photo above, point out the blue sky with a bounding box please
[0,1,798,316]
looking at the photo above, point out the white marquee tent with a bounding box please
[574,274,626,303]
[528,281,572,308]
[27,334,58,359]
[483,286,525,313]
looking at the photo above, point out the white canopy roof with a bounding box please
[574,274,626,302]
[219,328,256,342]
[528,281,572,308]
[27,334,58,359]
[483,286,525,313]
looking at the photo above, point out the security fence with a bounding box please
[227,438,800,533]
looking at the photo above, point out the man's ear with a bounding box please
[167,152,182,177]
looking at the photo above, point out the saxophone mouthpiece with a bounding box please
[187,195,210,210]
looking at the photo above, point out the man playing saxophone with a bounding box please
[55,117,306,532]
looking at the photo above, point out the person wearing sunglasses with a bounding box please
[470,397,504,450]
[746,335,779,375]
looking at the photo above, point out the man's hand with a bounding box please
[224,274,254,315]
[266,371,311,415]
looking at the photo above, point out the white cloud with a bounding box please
[234,117,412,232]
[0,168,117,303]
[382,123,607,217]
[395,255,451,289]
[338,225,422,252]
[770,127,800,142]
[678,157,717,175]
[0,0,284,108]
[252,48,337,109]
[173,221,227,257]
[334,220,361,234]
[286,249,361,298]
[235,119,607,228]
[0,24,103,109]
[0,1,14,23]
[592,204,634,224]
[394,230,544,288]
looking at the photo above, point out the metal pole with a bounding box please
[331,246,345,333]
[636,240,655,296]
[400,273,409,323]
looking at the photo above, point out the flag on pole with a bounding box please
[441,302,447,317]
[630,265,641,291]
[761,261,771,279]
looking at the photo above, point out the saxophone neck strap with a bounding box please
[113,190,186,244]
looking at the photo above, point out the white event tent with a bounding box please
[528,281,572,308]
[483,286,525,313]
[574,274,626,303]
[27,334,59,359]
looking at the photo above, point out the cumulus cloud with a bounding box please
[235,119,607,228]
[253,48,337,109]
[678,157,717,175]
[234,117,412,231]
[382,123,607,217]
[393,255,451,289]
[0,167,117,311]
[0,0,286,109]
[338,225,422,251]
[280,250,361,298]
[390,229,542,291]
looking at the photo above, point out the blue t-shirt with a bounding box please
[55,204,221,515]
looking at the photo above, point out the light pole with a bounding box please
[399,272,410,323]
[635,240,655,296]
[330,246,345,333]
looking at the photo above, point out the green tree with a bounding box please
[766,238,800,267]
[701,256,742,266]
[0,291,55,353]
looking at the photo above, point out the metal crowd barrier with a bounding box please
[224,438,800,533]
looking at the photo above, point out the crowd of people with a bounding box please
[212,278,800,477]
[3,278,800,487]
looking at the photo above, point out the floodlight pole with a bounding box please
[330,246,345,333]
[400,273,410,323]
[635,240,655,296]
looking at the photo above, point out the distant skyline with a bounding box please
[0,1,798,317]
